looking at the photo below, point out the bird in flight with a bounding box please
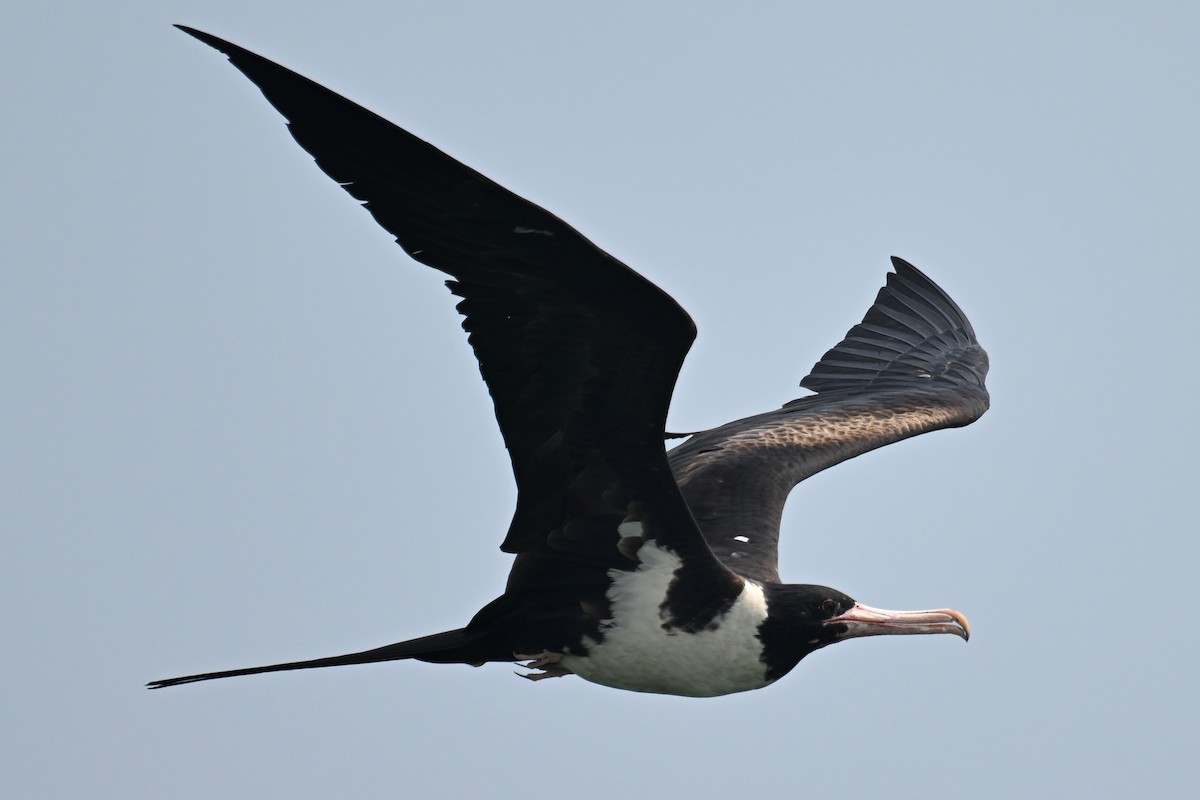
[151,27,989,697]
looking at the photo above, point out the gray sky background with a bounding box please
[5,2,1198,798]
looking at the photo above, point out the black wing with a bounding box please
[177,28,743,633]
[668,258,989,583]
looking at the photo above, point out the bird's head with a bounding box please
[757,584,969,680]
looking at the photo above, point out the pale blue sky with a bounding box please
[4,2,1198,798]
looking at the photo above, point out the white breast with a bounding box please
[559,542,772,697]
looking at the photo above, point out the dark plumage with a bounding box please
[150,28,987,697]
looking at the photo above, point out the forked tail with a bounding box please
[147,628,484,688]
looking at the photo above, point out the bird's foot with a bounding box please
[514,651,573,681]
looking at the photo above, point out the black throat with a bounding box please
[756,584,850,681]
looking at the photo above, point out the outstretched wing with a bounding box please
[668,258,989,583]
[178,28,743,630]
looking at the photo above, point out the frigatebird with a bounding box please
[151,27,988,697]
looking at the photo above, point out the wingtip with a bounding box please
[174,24,235,54]
[798,254,986,395]
[173,23,205,40]
[888,255,928,282]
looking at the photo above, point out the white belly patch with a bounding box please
[559,542,771,697]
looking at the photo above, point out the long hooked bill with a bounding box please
[829,603,970,641]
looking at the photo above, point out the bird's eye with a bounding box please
[820,599,839,615]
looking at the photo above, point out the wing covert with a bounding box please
[669,258,989,582]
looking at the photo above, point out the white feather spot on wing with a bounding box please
[617,521,644,539]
